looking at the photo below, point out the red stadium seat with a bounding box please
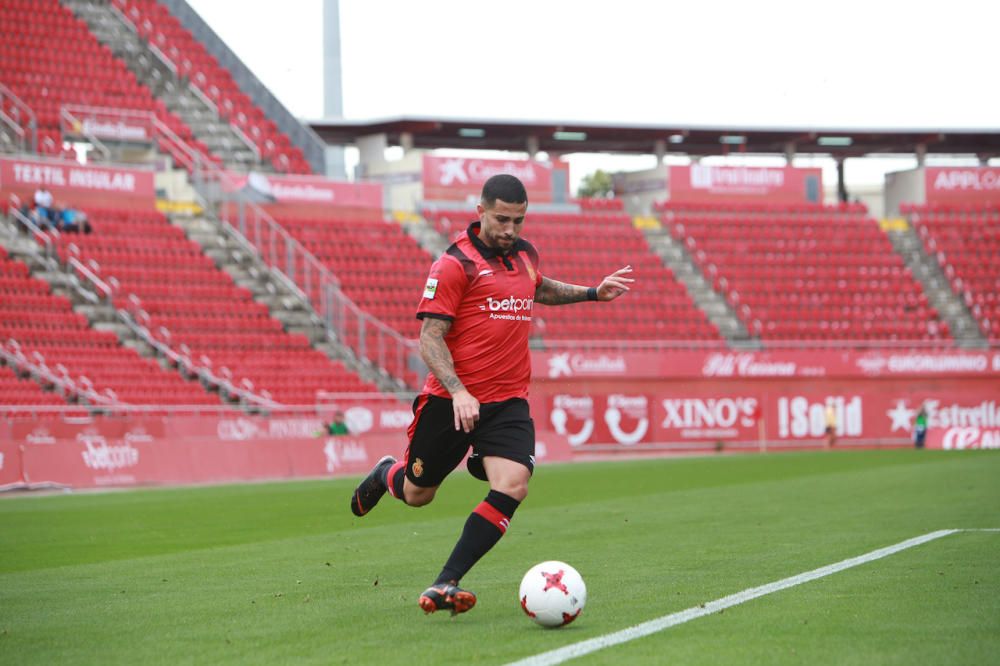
[659,201,950,346]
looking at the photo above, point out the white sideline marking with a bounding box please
[507,529,985,666]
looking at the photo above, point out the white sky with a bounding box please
[186,0,999,189]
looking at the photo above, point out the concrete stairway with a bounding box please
[61,0,264,172]
[172,211,408,393]
[642,224,753,345]
[886,224,986,348]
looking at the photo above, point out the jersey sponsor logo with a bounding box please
[480,295,534,321]
[423,278,439,299]
[483,296,533,312]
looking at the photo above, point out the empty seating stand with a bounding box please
[0,244,218,406]
[0,0,218,164]
[423,208,720,341]
[53,206,377,404]
[112,0,312,174]
[904,203,1000,342]
[0,363,70,414]
[660,201,949,345]
[273,215,428,342]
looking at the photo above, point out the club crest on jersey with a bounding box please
[422,278,439,299]
[412,458,424,477]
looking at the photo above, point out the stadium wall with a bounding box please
[3,357,997,491]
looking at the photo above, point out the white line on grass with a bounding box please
[506,529,987,666]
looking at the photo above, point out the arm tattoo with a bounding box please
[535,276,589,305]
[419,317,466,395]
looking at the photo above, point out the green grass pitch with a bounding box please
[1,449,997,665]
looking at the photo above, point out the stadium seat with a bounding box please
[657,201,949,346]
[44,205,379,404]
[0,246,221,407]
[907,203,1000,342]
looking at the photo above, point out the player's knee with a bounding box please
[492,480,528,502]
[403,485,436,507]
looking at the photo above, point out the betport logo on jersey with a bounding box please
[479,295,534,322]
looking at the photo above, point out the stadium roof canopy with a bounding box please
[308,116,1000,160]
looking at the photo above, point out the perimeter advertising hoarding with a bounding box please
[924,167,1000,206]
[422,155,555,203]
[0,155,156,208]
[0,412,574,490]
[668,165,823,204]
[529,384,999,450]
[532,348,1000,381]
[220,171,383,218]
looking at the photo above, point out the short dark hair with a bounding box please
[481,174,528,207]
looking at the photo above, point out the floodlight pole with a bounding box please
[323,0,347,179]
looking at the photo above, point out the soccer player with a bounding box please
[349,174,634,615]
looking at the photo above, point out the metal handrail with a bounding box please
[5,212,279,410]
[0,341,120,409]
[213,197,422,388]
[229,122,261,164]
[68,256,113,301]
[0,82,37,152]
[64,255,280,410]
[104,2,262,167]
[0,108,26,146]
[59,106,112,160]
[146,42,179,77]
[7,204,57,260]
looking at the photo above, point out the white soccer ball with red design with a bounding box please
[518,560,587,627]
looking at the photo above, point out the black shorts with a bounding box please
[404,394,535,487]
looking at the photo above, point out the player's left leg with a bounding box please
[419,458,529,615]
[420,398,534,615]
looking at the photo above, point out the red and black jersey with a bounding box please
[416,222,543,403]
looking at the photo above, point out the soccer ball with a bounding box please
[518,561,587,627]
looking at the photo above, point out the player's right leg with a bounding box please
[349,455,397,517]
[350,394,466,516]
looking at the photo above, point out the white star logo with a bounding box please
[439,158,468,185]
[548,353,572,378]
[886,400,915,432]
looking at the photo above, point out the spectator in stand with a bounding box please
[32,186,56,228]
[57,203,92,234]
[913,405,928,449]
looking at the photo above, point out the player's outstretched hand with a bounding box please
[596,265,635,301]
